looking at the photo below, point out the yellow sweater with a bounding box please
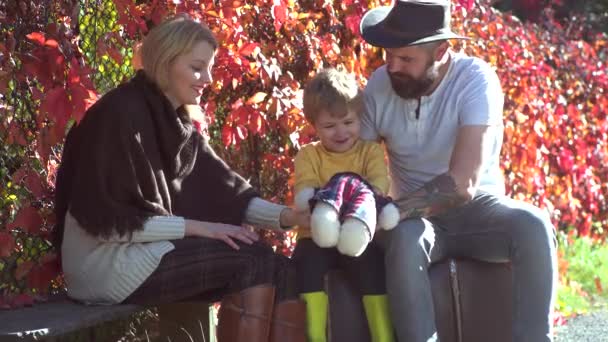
[294,139,390,239]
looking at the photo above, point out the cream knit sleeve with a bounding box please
[97,215,186,243]
[243,197,287,231]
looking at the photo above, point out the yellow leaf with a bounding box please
[247,92,267,105]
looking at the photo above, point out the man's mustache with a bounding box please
[388,72,412,81]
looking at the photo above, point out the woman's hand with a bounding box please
[279,208,310,229]
[185,220,259,250]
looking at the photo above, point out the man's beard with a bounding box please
[388,61,439,100]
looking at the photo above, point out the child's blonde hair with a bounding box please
[141,14,218,90]
[302,68,363,124]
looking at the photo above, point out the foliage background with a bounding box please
[0,0,607,320]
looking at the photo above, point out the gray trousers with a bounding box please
[375,193,557,342]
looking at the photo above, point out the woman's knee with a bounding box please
[238,242,290,278]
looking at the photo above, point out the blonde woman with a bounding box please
[54,15,306,342]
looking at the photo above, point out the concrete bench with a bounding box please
[326,258,513,342]
[0,293,215,342]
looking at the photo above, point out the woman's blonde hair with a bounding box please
[141,14,218,90]
[302,68,363,124]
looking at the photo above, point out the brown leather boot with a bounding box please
[217,284,275,342]
[269,299,307,342]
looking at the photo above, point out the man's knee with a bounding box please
[509,204,556,252]
[382,218,435,264]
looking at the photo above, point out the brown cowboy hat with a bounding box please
[360,0,469,48]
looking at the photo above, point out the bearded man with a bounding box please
[359,1,557,341]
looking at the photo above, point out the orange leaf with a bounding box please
[132,41,143,70]
[595,277,603,294]
[26,32,46,45]
[44,39,59,48]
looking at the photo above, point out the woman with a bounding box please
[53,15,307,342]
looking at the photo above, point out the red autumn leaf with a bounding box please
[7,122,27,146]
[11,166,28,183]
[344,14,361,36]
[39,86,71,134]
[0,76,8,94]
[230,98,244,110]
[236,125,248,140]
[26,32,46,45]
[249,112,265,135]
[46,49,66,80]
[30,86,44,102]
[0,232,15,258]
[271,1,288,32]
[23,170,45,197]
[239,43,259,57]
[20,55,41,82]
[125,21,140,38]
[27,260,60,291]
[458,0,475,11]
[203,101,217,124]
[37,125,58,165]
[68,59,81,84]
[8,205,43,234]
[70,83,97,123]
[96,39,108,58]
[107,47,124,65]
[222,125,235,147]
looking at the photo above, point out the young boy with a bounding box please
[292,68,395,342]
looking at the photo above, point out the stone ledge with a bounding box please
[0,294,141,340]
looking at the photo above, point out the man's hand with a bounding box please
[396,173,469,220]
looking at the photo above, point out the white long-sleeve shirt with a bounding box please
[61,198,287,304]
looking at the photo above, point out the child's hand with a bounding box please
[280,207,311,229]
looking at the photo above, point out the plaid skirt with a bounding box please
[123,237,295,306]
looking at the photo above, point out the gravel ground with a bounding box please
[555,309,608,342]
